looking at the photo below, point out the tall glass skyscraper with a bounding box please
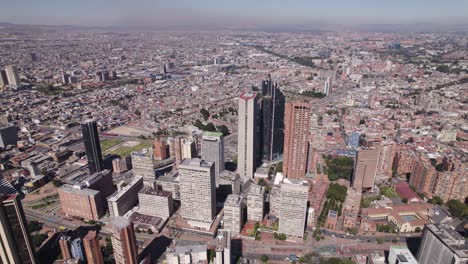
[81,120,103,174]
[260,75,285,162]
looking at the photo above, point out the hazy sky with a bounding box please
[2,0,468,27]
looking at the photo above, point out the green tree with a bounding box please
[200,108,210,120]
[276,162,283,173]
[216,125,230,136]
[415,227,422,232]
[147,229,153,234]
[447,199,468,219]
[261,255,269,263]
[52,179,63,187]
[376,238,384,244]
[429,196,443,205]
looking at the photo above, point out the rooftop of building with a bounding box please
[202,131,223,138]
[225,194,243,207]
[248,183,265,195]
[139,186,171,197]
[59,184,100,196]
[180,158,213,168]
[426,224,468,257]
[110,216,131,229]
[167,242,207,255]
[239,91,257,100]
[107,176,143,202]
[390,246,418,264]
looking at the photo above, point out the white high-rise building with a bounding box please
[247,184,265,222]
[223,195,244,234]
[5,65,19,87]
[179,158,216,230]
[131,149,155,182]
[323,77,332,96]
[417,224,468,264]
[237,91,259,179]
[278,179,308,238]
[201,132,225,187]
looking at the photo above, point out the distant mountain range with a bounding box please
[0,21,467,33]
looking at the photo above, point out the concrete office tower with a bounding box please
[83,231,104,264]
[418,224,468,264]
[182,140,195,160]
[131,149,155,181]
[0,69,8,86]
[81,120,104,174]
[59,236,72,260]
[237,91,260,179]
[278,180,309,238]
[0,70,4,86]
[323,77,332,95]
[166,244,208,264]
[0,192,38,264]
[352,147,381,191]
[179,159,216,229]
[0,125,18,148]
[110,217,138,264]
[112,157,131,173]
[5,65,20,87]
[107,176,143,217]
[71,238,85,262]
[283,102,312,179]
[388,246,417,264]
[58,185,104,220]
[138,187,174,218]
[201,132,225,187]
[153,138,168,160]
[247,184,265,222]
[260,75,285,162]
[223,194,244,234]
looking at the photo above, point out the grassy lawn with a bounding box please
[108,141,152,157]
[100,138,124,151]
[380,186,400,198]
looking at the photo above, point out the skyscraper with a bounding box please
[81,120,103,174]
[283,102,312,179]
[0,182,38,264]
[260,76,285,162]
[323,77,332,95]
[179,159,216,230]
[417,224,468,264]
[201,131,225,187]
[352,147,381,191]
[5,65,20,87]
[0,70,9,86]
[237,91,260,179]
[110,217,138,264]
[83,230,104,264]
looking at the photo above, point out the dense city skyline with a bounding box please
[0,2,467,263]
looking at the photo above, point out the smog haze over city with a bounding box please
[0,1,467,264]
